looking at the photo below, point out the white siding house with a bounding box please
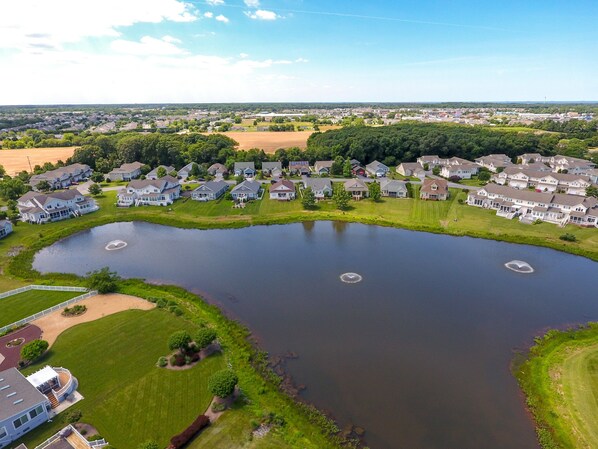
[117,176,181,207]
[17,190,98,224]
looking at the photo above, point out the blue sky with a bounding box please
[0,0,597,104]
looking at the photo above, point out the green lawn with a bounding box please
[0,289,82,327]
[516,324,598,449]
[17,309,225,448]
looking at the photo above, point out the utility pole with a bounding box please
[27,156,33,173]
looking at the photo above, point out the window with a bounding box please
[30,405,44,419]
[13,413,29,429]
[0,427,7,439]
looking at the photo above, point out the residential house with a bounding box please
[440,162,480,179]
[474,154,514,172]
[177,163,196,181]
[379,179,408,198]
[344,179,368,200]
[492,167,594,195]
[269,180,296,201]
[365,160,390,178]
[467,183,598,227]
[396,162,425,178]
[191,181,229,201]
[146,165,175,180]
[0,368,51,448]
[350,159,366,177]
[31,425,109,449]
[303,178,333,199]
[0,220,12,239]
[231,180,262,201]
[420,179,449,200]
[207,163,228,177]
[519,153,550,165]
[30,164,92,191]
[106,162,144,182]
[262,162,283,177]
[117,176,181,207]
[416,155,444,169]
[548,156,596,175]
[314,161,334,176]
[288,161,310,176]
[233,162,256,178]
[587,169,598,184]
[17,190,99,224]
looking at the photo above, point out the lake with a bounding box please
[33,221,598,449]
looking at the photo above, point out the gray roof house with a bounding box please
[344,179,368,199]
[314,161,334,175]
[191,181,229,201]
[17,190,99,224]
[379,179,408,198]
[303,178,333,199]
[30,164,92,191]
[0,368,51,448]
[106,162,144,182]
[0,220,13,239]
[234,162,256,178]
[288,161,310,176]
[177,163,196,181]
[365,160,390,177]
[207,163,228,176]
[231,180,262,201]
[396,162,425,178]
[146,165,176,180]
[117,176,181,207]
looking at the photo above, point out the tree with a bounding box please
[189,163,201,179]
[138,441,159,449]
[432,166,441,176]
[333,184,351,210]
[168,331,192,353]
[478,171,491,181]
[86,267,120,294]
[331,156,344,176]
[194,328,217,350]
[0,178,29,200]
[302,187,316,209]
[208,370,238,398]
[91,172,105,183]
[21,339,49,362]
[368,181,381,202]
[169,170,178,178]
[423,163,429,171]
[88,183,102,196]
[156,166,167,178]
[342,159,352,178]
[586,185,598,198]
[35,180,52,192]
[0,164,6,178]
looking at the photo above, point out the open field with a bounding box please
[0,147,78,175]
[0,289,82,327]
[210,131,314,152]
[19,309,225,448]
[516,324,598,449]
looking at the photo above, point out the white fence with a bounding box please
[0,286,97,334]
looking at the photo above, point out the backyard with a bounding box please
[0,289,83,328]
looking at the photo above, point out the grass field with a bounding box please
[18,309,225,448]
[516,324,598,449]
[0,147,78,175]
[0,289,82,327]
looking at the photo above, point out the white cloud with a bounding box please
[295,58,309,63]
[205,0,224,5]
[0,0,197,52]
[215,14,229,23]
[244,0,260,7]
[239,53,249,58]
[203,11,214,18]
[244,9,279,20]
[162,35,181,44]
[111,36,187,56]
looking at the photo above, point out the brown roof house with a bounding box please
[420,179,449,201]
[344,179,369,200]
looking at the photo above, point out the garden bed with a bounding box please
[62,305,87,317]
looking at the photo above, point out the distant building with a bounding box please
[146,165,176,180]
[231,180,262,201]
[17,190,98,224]
[365,160,390,178]
[396,162,425,178]
[0,220,13,239]
[30,164,92,191]
[233,162,256,178]
[303,178,333,199]
[269,180,296,201]
[106,162,144,182]
[288,161,310,176]
[117,176,181,207]
[420,179,449,200]
[191,181,229,201]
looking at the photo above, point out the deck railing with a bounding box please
[0,286,97,334]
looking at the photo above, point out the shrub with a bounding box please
[87,434,104,441]
[191,353,200,362]
[158,357,168,367]
[169,414,210,449]
[21,339,49,362]
[168,331,192,352]
[65,409,82,423]
[171,354,185,366]
[559,233,577,242]
[194,328,217,350]
[138,440,160,449]
[169,305,183,316]
[211,402,226,412]
[86,267,120,294]
[208,370,238,398]
[156,298,167,308]
[448,175,462,183]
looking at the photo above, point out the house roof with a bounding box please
[262,162,282,170]
[234,162,255,171]
[231,180,261,194]
[379,179,407,192]
[26,366,59,388]
[0,367,48,422]
[148,165,175,176]
[314,161,333,170]
[128,176,179,191]
[111,162,144,173]
[501,166,591,183]
[365,160,389,172]
[193,181,228,193]
[208,163,228,173]
[303,178,332,190]
[482,184,553,203]
[421,178,448,194]
[271,179,295,192]
[399,162,424,170]
[344,179,367,190]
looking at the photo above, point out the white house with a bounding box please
[440,162,480,179]
[269,180,296,200]
[474,154,513,172]
[231,180,262,201]
[313,161,334,176]
[262,162,283,177]
[379,179,408,198]
[177,163,197,181]
[17,190,99,224]
[234,162,256,178]
[146,165,176,180]
[303,178,333,199]
[30,164,92,191]
[0,220,12,239]
[492,167,594,195]
[191,181,229,201]
[117,176,181,207]
[106,162,144,182]
[416,155,444,168]
[396,162,425,178]
[548,156,596,175]
[365,160,390,178]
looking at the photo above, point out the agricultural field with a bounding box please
[0,147,78,175]
[18,309,226,448]
[212,131,314,152]
[0,289,82,327]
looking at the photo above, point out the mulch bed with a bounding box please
[0,324,42,370]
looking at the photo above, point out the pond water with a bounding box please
[33,221,598,449]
